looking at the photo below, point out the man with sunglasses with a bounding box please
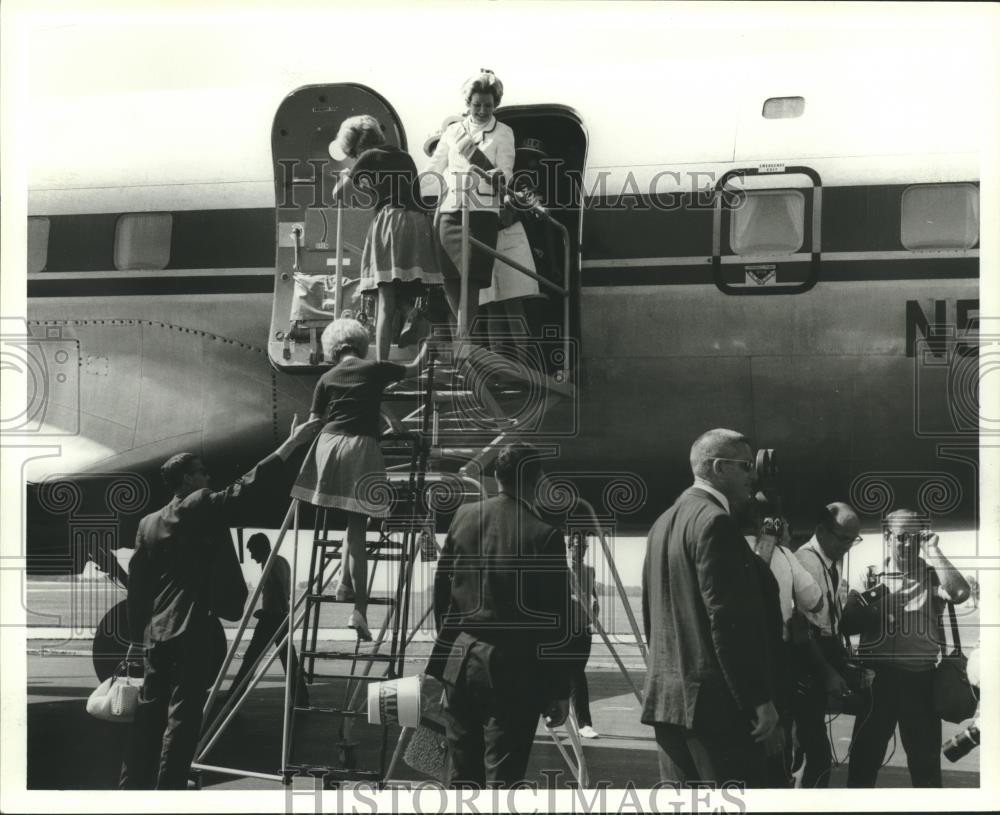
[790,501,862,787]
[120,418,322,789]
[642,428,777,787]
[845,509,969,788]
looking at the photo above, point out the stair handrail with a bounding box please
[459,190,572,383]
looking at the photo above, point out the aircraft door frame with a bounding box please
[712,165,822,296]
[493,104,588,372]
[268,84,407,372]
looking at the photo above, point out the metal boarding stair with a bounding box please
[192,192,586,787]
[189,351,431,786]
[280,350,574,784]
[190,348,582,788]
[283,504,422,784]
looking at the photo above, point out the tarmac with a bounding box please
[26,639,979,791]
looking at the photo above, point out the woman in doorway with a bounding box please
[336,115,443,361]
[423,70,515,336]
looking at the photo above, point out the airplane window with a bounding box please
[114,213,172,271]
[27,217,50,273]
[730,189,805,255]
[901,184,979,250]
[762,97,805,119]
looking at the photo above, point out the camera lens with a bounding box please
[942,725,979,762]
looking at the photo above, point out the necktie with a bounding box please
[829,563,841,630]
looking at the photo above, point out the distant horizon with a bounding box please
[29,526,985,601]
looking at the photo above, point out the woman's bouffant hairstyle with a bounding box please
[336,114,386,159]
[321,318,370,362]
[461,69,504,106]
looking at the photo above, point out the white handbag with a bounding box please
[86,664,144,723]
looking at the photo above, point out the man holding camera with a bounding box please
[748,511,825,787]
[844,509,969,788]
[789,501,862,787]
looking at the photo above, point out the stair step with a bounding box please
[293,705,368,717]
[383,390,481,401]
[313,553,407,562]
[299,650,397,664]
[313,542,406,553]
[284,764,383,783]
[305,594,396,605]
[305,670,398,682]
[395,416,514,426]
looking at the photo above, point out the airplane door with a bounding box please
[268,84,406,370]
[712,166,821,295]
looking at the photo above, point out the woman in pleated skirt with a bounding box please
[291,317,427,639]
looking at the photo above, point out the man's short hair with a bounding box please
[689,428,751,480]
[818,501,861,535]
[247,532,271,554]
[494,442,543,493]
[161,452,199,492]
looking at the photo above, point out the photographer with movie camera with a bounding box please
[745,452,828,787]
[841,509,970,788]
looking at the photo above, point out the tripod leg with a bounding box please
[197,599,310,760]
[546,722,582,789]
[384,726,414,782]
[592,529,647,662]
[591,616,643,705]
[565,713,590,789]
[281,502,302,775]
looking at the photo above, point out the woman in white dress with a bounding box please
[422,70,515,335]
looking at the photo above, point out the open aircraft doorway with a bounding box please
[268,84,406,371]
[494,105,586,367]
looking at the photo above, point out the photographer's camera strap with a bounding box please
[803,548,841,637]
[941,601,963,657]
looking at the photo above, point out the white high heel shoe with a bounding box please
[348,610,372,642]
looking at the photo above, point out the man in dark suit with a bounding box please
[429,442,574,788]
[641,428,778,787]
[119,419,321,790]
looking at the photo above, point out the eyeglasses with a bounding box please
[833,532,863,545]
[886,531,924,543]
[712,458,755,473]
